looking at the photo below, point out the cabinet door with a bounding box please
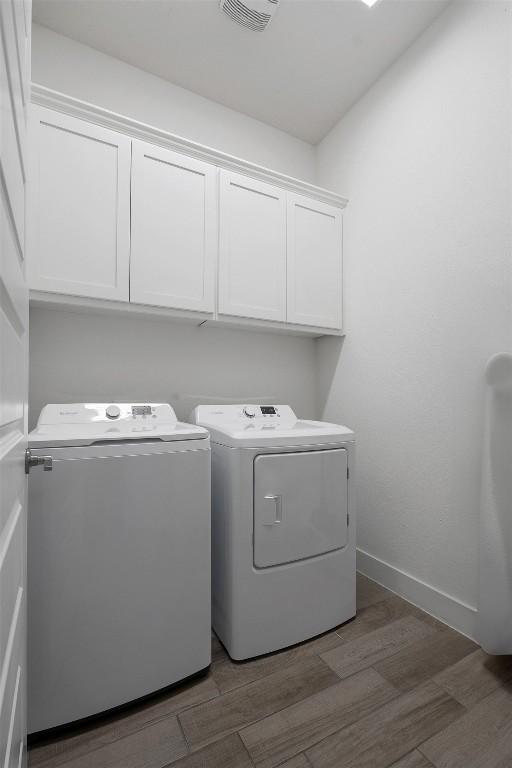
[287,193,343,329]
[130,141,216,312]
[29,106,130,301]
[219,171,286,322]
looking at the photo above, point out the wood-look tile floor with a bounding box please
[28,575,512,768]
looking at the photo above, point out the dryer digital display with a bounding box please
[260,406,277,415]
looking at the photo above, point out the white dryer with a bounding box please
[28,403,211,734]
[192,404,355,660]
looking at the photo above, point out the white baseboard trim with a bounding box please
[357,548,478,641]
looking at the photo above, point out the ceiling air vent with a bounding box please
[219,0,280,32]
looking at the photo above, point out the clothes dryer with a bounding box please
[192,404,355,660]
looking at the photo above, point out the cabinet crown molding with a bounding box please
[31,83,348,209]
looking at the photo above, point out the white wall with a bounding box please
[29,307,317,431]
[29,25,318,431]
[316,0,512,635]
[31,24,315,181]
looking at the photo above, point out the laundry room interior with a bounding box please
[1,0,512,766]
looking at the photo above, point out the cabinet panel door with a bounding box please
[287,193,342,329]
[29,107,130,301]
[219,171,286,322]
[130,141,216,312]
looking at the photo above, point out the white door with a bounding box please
[0,0,31,764]
[287,192,343,329]
[218,170,286,322]
[29,106,131,301]
[130,140,216,313]
[253,449,348,568]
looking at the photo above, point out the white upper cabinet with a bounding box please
[130,141,216,313]
[28,97,347,335]
[29,106,131,301]
[287,193,343,330]
[218,171,287,322]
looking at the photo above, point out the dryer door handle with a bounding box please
[263,494,282,526]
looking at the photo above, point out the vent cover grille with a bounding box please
[220,0,280,31]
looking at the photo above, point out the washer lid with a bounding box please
[29,403,209,447]
[191,404,354,448]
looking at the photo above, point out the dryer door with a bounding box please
[253,449,348,568]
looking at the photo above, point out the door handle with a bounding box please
[25,449,53,474]
[263,494,282,526]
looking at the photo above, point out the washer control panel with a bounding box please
[105,405,157,420]
[104,404,159,420]
[38,403,177,426]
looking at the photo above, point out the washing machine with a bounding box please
[27,403,211,734]
[192,404,355,660]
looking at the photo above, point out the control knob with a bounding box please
[106,405,121,420]
[243,406,256,418]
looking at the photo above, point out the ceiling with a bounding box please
[33,0,450,144]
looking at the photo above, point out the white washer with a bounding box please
[28,403,211,734]
[192,404,356,660]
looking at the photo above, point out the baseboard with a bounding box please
[357,548,478,641]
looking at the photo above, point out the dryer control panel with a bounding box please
[191,404,354,447]
[243,405,281,419]
[193,404,297,427]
